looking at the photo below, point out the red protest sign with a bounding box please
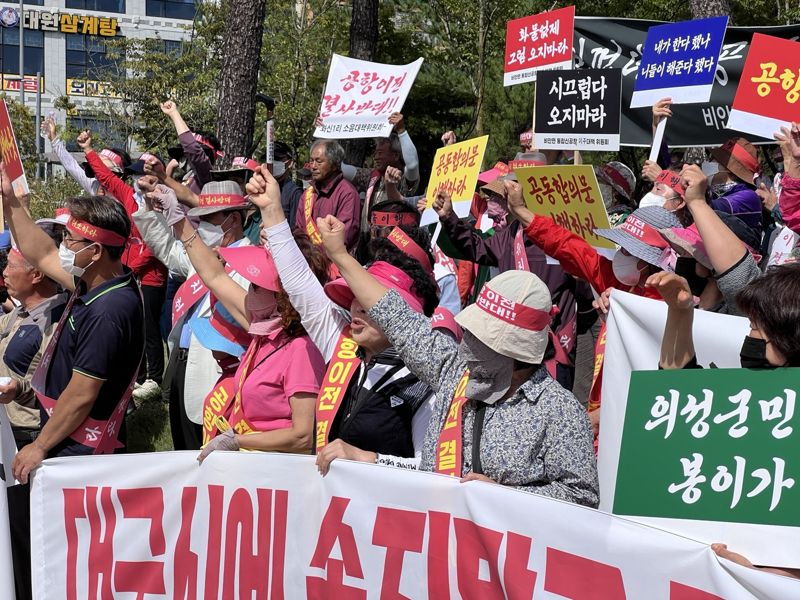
[0,100,28,198]
[503,6,575,87]
[727,33,800,140]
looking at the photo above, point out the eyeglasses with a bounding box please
[61,232,91,247]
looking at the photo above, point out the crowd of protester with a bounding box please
[2,96,800,597]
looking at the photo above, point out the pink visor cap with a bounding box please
[218,245,280,291]
[324,261,425,313]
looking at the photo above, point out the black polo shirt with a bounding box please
[41,271,144,457]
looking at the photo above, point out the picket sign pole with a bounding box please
[649,117,668,162]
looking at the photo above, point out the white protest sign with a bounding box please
[315,54,423,139]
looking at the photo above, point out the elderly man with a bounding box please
[294,139,361,252]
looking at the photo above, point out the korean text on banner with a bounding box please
[315,55,423,139]
[0,99,28,203]
[598,291,800,568]
[29,452,800,599]
[727,33,800,140]
[616,368,800,566]
[535,68,622,151]
[630,16,728,107]
[425,135,488,207]
[0,406,16,600]
[513,164,614,249]
[503,5,575,86]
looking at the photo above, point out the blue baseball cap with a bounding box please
[188,299,247,358]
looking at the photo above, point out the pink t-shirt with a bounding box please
[239,333,326,431]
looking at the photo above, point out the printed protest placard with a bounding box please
[513,164,614,249]
[503,6,574,86]
[315,54,423,139]
[425,135,488,207]
[614,367,800,566]
[0,99,28,204]
[630,16,728,108]
[534,68,622,151]
[727,33,800,140]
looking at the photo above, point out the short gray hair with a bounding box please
[310,140,345,170]
[376,134,401,155]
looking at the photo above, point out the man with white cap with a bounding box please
[314,215,598,506]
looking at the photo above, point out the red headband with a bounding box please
[387,227,433,274]
[371,211,419,227]
[193,133,214,152]
[656,170,685,197]
[197,194,247,208]
[66,216,127,247]
[139,152,164,168]
[231,157,259,171]
[726,141,759,174]
[619,216,670,248]
[602,165,631,196]
[475,286,557,331]
[100,149,124,170]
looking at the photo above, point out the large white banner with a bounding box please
[314,54,423,139]
[597,291,800,568]
[30,451,799,599]
[1,405,17,599]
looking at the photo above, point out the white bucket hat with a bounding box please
[455,270,557,364]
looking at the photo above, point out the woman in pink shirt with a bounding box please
[172,212,329,458]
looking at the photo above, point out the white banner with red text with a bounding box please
[29,451,800,599]
[0,405,16,599]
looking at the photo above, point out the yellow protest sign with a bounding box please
[426,135,489,206]
[513,164,614,249]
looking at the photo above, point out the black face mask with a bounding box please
[739,336,777,369]
[675,256,709,297]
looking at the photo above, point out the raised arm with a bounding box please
[131,195,192,278]
[775,123,800,232]
[680,165,747,274]
[433,190,502,266]
[173,217,249,328]
[506,180,616,293]
[390,113,420,186]
[43,119,96,196]
[0,164,73,290]
[77,131,134,206]
[161,101,213,189]
[247,165,346,360]
[317,214,459,392]
[144,156,200,208]
[646,272,696,369]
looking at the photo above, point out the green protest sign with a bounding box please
[614,368,800,527]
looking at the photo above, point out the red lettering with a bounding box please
[504,532,537,600]
[63,489,86,600]
[670,581,724,600]
[427,511,451,600]
[454,518,504,600]
[271,490,288,600]
[203,485,225,599]
[114,488,166,598]
[307,496,366,599]
[544,547,626,599]
[86,486,115,600]
[372,507,426,600]
[223,488,272,599]
[174,487,199,600]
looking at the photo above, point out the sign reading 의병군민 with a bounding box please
[0,99,28,202]
[727,33,800,141]
[314,54,423,139]
[513,164,614,249]
[534,68,622,151]
[503,6,575,86]
[630,16,728,108]
[425,135,489,207]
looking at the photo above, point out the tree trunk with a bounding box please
[343,0,379,167]
[215,0,267,168]
[689,0,731,19]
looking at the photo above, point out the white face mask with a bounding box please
[197,213,233,248]
[272,160,287,178]
[59,242,96,277]
[638,191,669,209]
[612,251,645,286]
